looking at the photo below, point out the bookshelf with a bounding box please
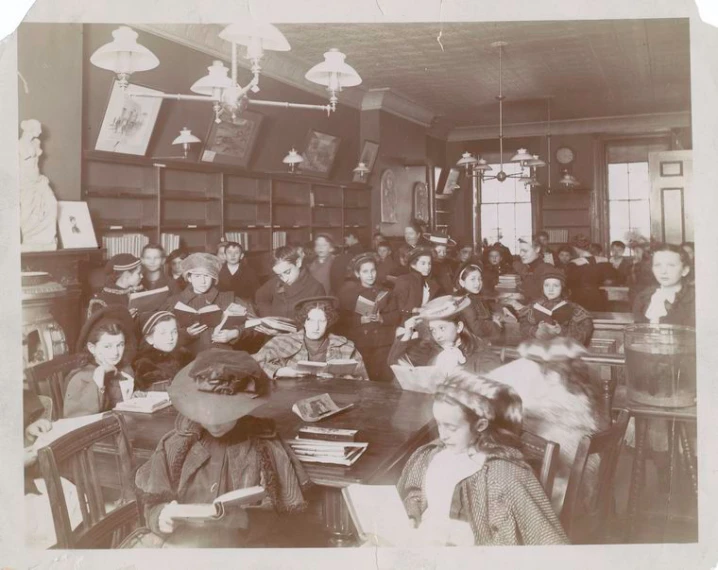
[540,190,592,246]
[83,151,372,277]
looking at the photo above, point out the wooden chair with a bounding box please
[520,430,560,499]
[25,353,88,420]
[36,413,141,549]
[559,409,630,544]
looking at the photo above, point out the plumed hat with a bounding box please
[181,252,221,281]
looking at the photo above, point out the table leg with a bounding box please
[678,423,698,495]
[626,417,648,542]
[321,487,356,547]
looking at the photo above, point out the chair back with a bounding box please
[36,412,140,549]
[519,430,560,498]
[559,409,630,543]
[25,353,88,420]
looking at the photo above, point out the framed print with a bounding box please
[413,181,430,223]
[57,201,98,249]
[95,80,163,156]
[352,140,380,182]
[300,129,341,178]
[200,110,264,169]
[380,169,398,223]
[441,168,461,194]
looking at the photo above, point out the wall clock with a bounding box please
[556,146,575,165]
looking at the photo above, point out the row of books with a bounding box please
[102,233,149,259]
[496,274,520,290]
[272,231,287,249]
[225,231,251,250]
[160,233,181,254]
[287,425,367,467]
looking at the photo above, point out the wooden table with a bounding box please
[117,377,436,546]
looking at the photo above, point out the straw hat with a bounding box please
[417,295,470,321]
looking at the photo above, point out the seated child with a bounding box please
[141,243,179,294]
[455,262,502,343]
[397,370,568,546]
[132,311,193,392]
[520,268,594,346]
[134,349,311,548]
[87,253,143,318]
[166,249,188,292]
[64,306,137,418]
[217,242,260,303]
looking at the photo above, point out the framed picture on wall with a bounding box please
[200,110,264,169]
[299,129,341,178]
[95,80,163,156]
[352,140,380,182]
[413,181,430,224]
[380,169,398,223]
[440,168,461,194]
[57,201,98,249]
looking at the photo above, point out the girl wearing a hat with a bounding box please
[253,296,368,380]
[392,246,441,321]
[134,349,311,547]
[255,245,325,319]
[397,370,568,545]
[455,263,502,343]
[519,268,594,346]
[564,234,611,312]
[337,253,401,382]
[132,311,193,392]
[426,232,458,296]
[388,295,501,377]
[64,307,137,418]
[87,253,143,318]
[165,253,253,356]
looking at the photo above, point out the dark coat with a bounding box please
[142,272,180,295]
[460,293,502,343]
[513,258,552,302]
[376,256,400,287]
[633,284,695,327]
[565,256,610,312]
[519,297,594,346]
[132,343,193,392]
[330,244,364,295]
[482,260,515,294]
[607,258,632,286]
[254,269,325,319]
[217,262,260,302]
[432,258,458,296]
[627,259,656,302]
[392,270,441,321]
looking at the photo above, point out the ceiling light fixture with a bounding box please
[151,127,202,160]
[352,161,370,181]
[282,148,304,173]
[456,41,544,187]
[91,25,362,124]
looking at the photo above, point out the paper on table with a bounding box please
[291,393,354,422]
[342,484,414,546]
[32,412,107,451]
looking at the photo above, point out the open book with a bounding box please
[173,302,246,329]
[128,286,170,314]
[295,359,359,377]
[292,393,354,422]
[342,484,414,546]
[169,486,266,522]
[114,391,171,414]
[354,291,388,317]
[391,363,444,394]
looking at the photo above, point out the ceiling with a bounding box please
[145,19,691,128]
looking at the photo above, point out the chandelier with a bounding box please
[90,25,362,124]
[456,41,545,187]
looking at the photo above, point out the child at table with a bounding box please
[132,311,193,392]
[64,307,137,418]
[397,370,568,546]
[133,349,311,548]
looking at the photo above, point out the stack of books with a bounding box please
[102,233,149,258]
[160,233,180,254]
[288,427,368,467]
[496,274,520,291]
[243,316,298,336]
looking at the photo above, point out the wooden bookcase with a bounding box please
[540,189,592,246]
[82,151,372,277]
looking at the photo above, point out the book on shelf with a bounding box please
[296,426,358,442]
[114,391,171,414]
[128,286,170,314]
[342,484,414,546]
[102,233,149,259]
[160,233,180,254]
[287,440,368,466]
[390,363,444,394]
[291,393,354,423]
[243,316,298,335]
[169,486,266,522]
[295,359,360,377]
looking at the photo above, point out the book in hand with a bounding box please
[114,391,171,414]
[297,426,358,442]
[169,486,266,522]
[342,484,414,546]
[173,302,247,329]
[128,286,170,314]
[391,363,444,394]
[295,359,359,376]
[288,439,368,466]
[291,393,354,422]
[354,291,388,317]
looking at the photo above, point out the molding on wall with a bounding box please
[447,111,692,142]
[361,89,435,127]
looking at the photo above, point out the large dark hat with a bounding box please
[540,267,567,285]
[77,305,138,362]
[406,246,434,266]
[293,296,339,313]
[168,349,271,424]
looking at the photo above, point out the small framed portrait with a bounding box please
[200,110,264,169]
[300,129,342,178]
[57,201,98,249]
[95,80,163,156]
[352,140,380,183]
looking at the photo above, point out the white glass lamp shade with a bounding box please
[456,152,478,169]
[474,158,493,172]
[559,170,580,188]
[526,155,546,168]
[283,148,304,165]
[218,22,291,52]
[190,61,234,96]
[510,148,534,163]
[90,26,159,74]
[305,49,362,89]
[520,175,542,187]
[172,128,201,146]
[353,162,370,177]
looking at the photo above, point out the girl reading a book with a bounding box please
[64,306,137,418]
[252,296,369,380]
[165,252,252,356]
[87,253,143,318]
[387,295,501,378]
[133,349,311,548]
[392,246,441,321]
[338,253,401,382]
[255,245,325,320]
[397,370,569,546]
[132,311,193,392]
[519,268,594,346]
[454,263,502,343]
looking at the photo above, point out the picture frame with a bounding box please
[352,140,380,183]
[200,109,264,169]
[441,168,461,194]
[57,201,98,249]
[95,80,163,156]
[413,181,430,224]
[380,169,398,223]
[299,129,341,178]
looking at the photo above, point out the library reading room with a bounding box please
[16,18,700,550]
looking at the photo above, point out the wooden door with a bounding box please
[648,150,693,244]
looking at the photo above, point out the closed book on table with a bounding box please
[114,392,171,414]
[297,426,358,442]
[169,486,266,522]
[295,359,359,376]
